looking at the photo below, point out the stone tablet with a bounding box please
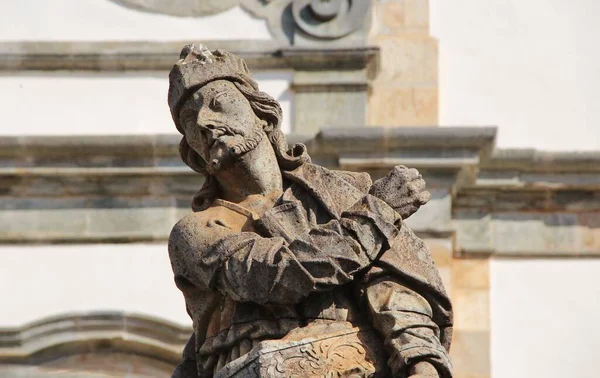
[167,44,453,378]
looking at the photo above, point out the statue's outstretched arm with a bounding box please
[169,195,399,305]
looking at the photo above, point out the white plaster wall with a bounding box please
[0,71,293,135]
[0,243,190,327]
[431,0,600,150]
[0,1,270,41]
[490,259,600,378]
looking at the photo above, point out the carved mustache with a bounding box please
[198,119,241,139]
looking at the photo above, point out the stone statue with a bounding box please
[167,44,453,378]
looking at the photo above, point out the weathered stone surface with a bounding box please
[368,16,438,126]
[294,90,367,134]
[371,36,438,85]
[454,210,600,257]
[453,210,494,254]
[369,86,438,126]
[166,44,453,378]
[405,189,452,233]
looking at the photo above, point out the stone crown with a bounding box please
[168,43,258,134]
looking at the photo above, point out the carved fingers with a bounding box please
[369,165,431,220]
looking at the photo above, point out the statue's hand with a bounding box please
[369,165,431,220]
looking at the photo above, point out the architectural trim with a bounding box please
[1,128,599,258]
[0,312,190,365]
[0,41,379,74]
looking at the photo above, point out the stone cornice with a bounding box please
[2,129,600,257]
[0,312,189,365]
[0,41,379,74]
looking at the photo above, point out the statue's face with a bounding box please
[179,80,263,173]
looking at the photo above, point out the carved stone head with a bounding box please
[168,44,309,210]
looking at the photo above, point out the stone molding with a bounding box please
[0,41,379,73]
[0,312,189,365]
[2,128,600,257]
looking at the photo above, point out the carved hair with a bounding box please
[178,81,310,211]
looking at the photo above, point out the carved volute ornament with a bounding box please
[167,44,453,377]
[291,0,371,39]
[110,0,372,43]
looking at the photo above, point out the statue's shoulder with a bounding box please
[330,169,372,194]
[290,163,372,194]
[168,205,240,254]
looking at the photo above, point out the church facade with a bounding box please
[1,1,599,377]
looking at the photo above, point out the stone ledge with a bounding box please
[2,129,600,257]
[308,127,497,187]
[310,127,497,155]
[0,312,190,364]
[0,41,379,73]
[484,149,600,172]
[454,211,600,258]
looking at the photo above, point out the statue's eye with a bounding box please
[210,96,222,111]
[210,92,227,111]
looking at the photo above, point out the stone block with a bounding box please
[368,86,437,126]
[164,175,206,196]
[492,213,580,255]
[370,35,438,85]
[405,189,451,232]
[378,2,405,34]
[86,207,175,240]
[452,289,489,331]
[404,0,430,28]
[295,91,367,134]
[0,209,88,241]
[452,259,489,290]
[449,331,491,377]
[491,213,541,254]
[453,211,493,254]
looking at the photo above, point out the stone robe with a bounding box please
[169,163,453,378]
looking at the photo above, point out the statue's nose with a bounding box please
[198,124,219,145]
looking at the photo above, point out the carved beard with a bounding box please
[205,124,264,175]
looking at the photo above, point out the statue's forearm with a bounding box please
[363,277,453,378]
[214,200,398,305]
[170,193,401,306]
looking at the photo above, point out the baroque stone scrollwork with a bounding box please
[242,0,372,43]
[109,0,371,43]
[291,0,371,39]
